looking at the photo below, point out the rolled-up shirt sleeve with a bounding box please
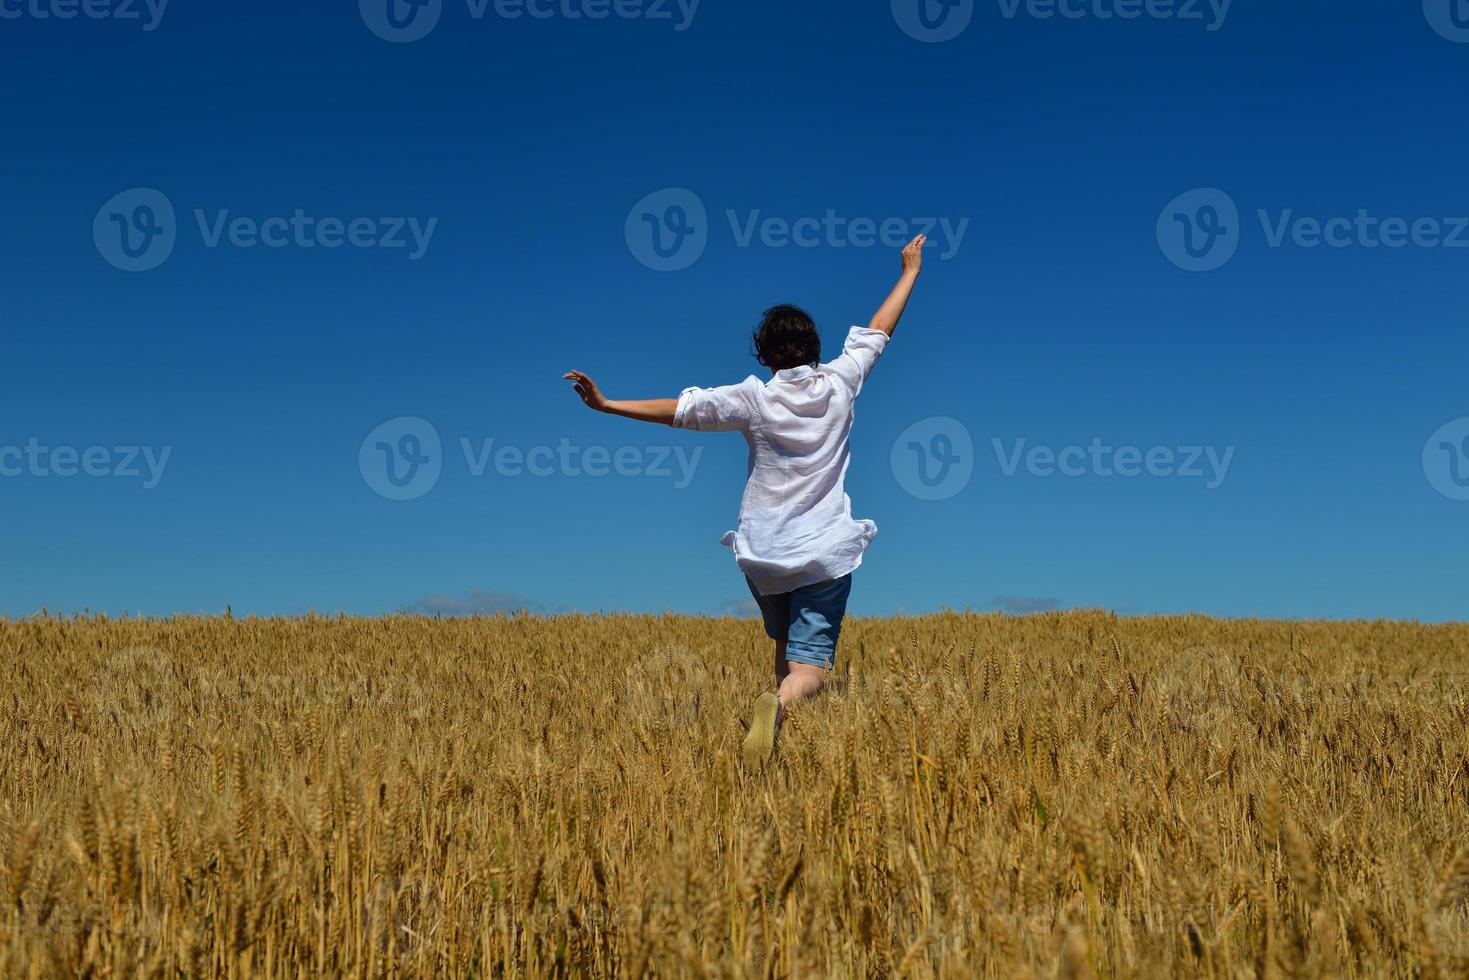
[824,326,890,397]
[672,376,760,432]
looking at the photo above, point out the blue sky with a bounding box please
[3,0,1467,621]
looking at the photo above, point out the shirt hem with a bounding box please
[726,532,872,597]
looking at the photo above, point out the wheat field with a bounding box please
[1,611,1467,978]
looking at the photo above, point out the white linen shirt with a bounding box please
[672,326,889,596]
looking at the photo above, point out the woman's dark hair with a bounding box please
[752,304,821,371]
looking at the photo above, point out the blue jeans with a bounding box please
[744,574,853,669]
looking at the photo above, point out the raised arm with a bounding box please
[562,370,677,425]
[866,234,925,338]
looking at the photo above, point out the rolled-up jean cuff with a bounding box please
[745,572,852,670]
[784,644,835,669]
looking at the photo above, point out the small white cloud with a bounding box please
[714,597,761,618]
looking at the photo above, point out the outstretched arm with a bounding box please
[866,234,925,338]
[562,370,677,425]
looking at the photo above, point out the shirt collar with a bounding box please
[772,365,815,383]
